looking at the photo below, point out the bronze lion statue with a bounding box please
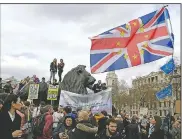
[61,65,96,95]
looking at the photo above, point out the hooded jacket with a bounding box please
[69,120,98,139]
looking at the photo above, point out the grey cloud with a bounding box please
[11,52,38,59]
[1,66,44,80]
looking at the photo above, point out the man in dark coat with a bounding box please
[39,77,48,102]
[123,113,130,128]
[92,80,102,93]
[125,116,140,139]
[149,116,164,139]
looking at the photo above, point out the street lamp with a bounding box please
[172,69,181,100]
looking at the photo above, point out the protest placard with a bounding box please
[28,84,39,100]
[47,85,59,100]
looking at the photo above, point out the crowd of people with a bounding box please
[0,94,181,139]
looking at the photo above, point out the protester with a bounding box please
[93,80,102,93]
[3,80,13,93]
[52,106,64,130]
[0,94,23,139]
[39,77,48,102]
[115,115,124,135]
[50,58,58,84]
[0,77,2,91]
[53,79,59,86]
[96,118,121,139]
[125,115,140,139]
[101,83,107,90]
[36,105,54,139]
[149,116,164,139]
[123,113,130,128]
[58,59,65,82]
[70,110,98,139]
[0,99,3,111]
[169,120,181,139]
[53,115,76,139]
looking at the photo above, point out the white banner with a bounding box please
[59,89,112,115]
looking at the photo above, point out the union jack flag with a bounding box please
[90,6,174,74]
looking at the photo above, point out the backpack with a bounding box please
[31,113,47,137]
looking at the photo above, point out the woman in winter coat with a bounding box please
[53,115,76,139]
[149,116,164,139]
[0,94,23,139]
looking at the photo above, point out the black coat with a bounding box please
[125,123,140,139]
[149,129,164,139]
[116,120,124,134]
[123,119,130,128]
[0,110,21,139]
[50,62,57,72]
[96,129,122,139]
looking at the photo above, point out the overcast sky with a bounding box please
[1,4,180,86]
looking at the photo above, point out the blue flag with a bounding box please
[156,84,172,100]
[160,58,175,74]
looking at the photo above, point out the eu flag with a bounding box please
[156,84,172,100]
[160,58,175,74]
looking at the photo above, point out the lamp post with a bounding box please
[172,69,181,100]
[171,68,181,115]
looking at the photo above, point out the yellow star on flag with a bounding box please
[133,22,137,26]
[116,42,120,46]
[117,49,122,55]
[139,27,144,32]
[124,54,128,59]
[140,49,144,55]
[126,24,130,30]
[120,31,125,37]
[133,54,138,60]
[143,42,148,48]
[144,35,149,38]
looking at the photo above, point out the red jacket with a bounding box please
[37,112,53,139]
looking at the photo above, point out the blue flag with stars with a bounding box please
[160,58,175,74]
[156,84,172,100]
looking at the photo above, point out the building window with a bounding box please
[154,102,157,108]
[161,80,163,83]
[148,78,150,83]
[159,102,161,107]
[164,102,166,107]
[155,76,158,82]
[160,110,162,116]
[164,110,166,116]
[151,77,154,82]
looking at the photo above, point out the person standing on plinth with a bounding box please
[58,59,65,82]
[50,58,57,84]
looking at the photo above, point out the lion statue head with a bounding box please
[61,65,96,95]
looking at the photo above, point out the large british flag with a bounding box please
[90,6,174,74]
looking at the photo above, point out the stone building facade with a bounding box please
[121,65,181,117]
